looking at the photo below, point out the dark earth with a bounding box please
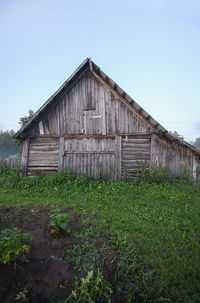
[0,207,120,303]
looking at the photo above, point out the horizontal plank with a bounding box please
[64,134,116,139]
[121,168,149,172]
[29,147,59,153]
[122,144,150,149]
[122,151,150,155]
[29,143,59,147]
[64,151,115,155]
[28,163,58,167]
[121,135,151,139]
[122,159,150,164]
[29,158,59,163]
[121,159,149,163]
[122,155,150,159]
[31,136,59,141]
[122,164,149,169]
[29,152,59,156]
[122,139,150,144]
[27,171,57,176]
[28,167,58,171]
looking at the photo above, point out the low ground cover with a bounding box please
[0,165,200,302]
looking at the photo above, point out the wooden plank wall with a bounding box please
[121,134,151,179]
[62,136,120,180]
[27,136,59,176]
[29,72,149,137]
[151,135,197,178]
[0,157,21,168]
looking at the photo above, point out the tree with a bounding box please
[192,137,200,150]
[18,109,34,127]
[169,131,184,141]
[0,130,21,158]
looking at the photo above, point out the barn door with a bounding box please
[121,134,151,179]
[61,136,120,180]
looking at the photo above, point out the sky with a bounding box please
[0,0,200,142]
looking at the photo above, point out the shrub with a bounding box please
[0,227,34,267]
[50,208,70,234]
[140,163,172,184]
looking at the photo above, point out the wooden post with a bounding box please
[116,135,121,181]
[21,138,30,177]
[58,137,65,171]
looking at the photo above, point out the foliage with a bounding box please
[18,109,34,127]
[50,208,70,234]
[0,167,200,302]
[192,137,200,150]
[0,129,21,158]
[65,269,112,303]
[140,163,172,184]
[0,164,21,188]
[169,130,184,141]
[0,228,34,267]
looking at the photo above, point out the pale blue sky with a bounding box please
[0,0,200,142]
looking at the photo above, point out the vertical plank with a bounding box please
[116,136,121,181]
[58,137,65,170]
[21,138,30,177]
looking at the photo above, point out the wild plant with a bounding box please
[65,268,112,303]
[0,227,34,268]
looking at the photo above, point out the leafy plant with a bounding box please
[140,163,172,184]
[65,268,112,303]
[66,241,99,272]
[50,208,70,234]
[0,227,34,267]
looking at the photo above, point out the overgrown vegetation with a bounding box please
[66,241,99,272]
[65,269,112,303]
[0,165,200,302]
[0,227,34,267]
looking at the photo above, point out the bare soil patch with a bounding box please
[0,207,119,303]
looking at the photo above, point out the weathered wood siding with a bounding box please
[60,136,120,180]
[19,68,199,180]
[0,157,21,168]
[151,135,198,178]
[27,136,59,176]
[28,72,149,137]
[121,134,151,179]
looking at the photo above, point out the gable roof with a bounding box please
[14,58,200,156]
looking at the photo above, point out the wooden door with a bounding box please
[121,134,151,179]
[62,136,120,180]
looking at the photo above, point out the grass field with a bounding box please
[0,165,200,302]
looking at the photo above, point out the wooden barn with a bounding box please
[14,58,200,180]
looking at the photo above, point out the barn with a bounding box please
[14,58,200,180]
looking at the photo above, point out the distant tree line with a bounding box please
[0,110,34,159]
[169,130,200,150]
[191,138,200,150]
[0,130,20,158]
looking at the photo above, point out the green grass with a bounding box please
[0,165,200,302]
